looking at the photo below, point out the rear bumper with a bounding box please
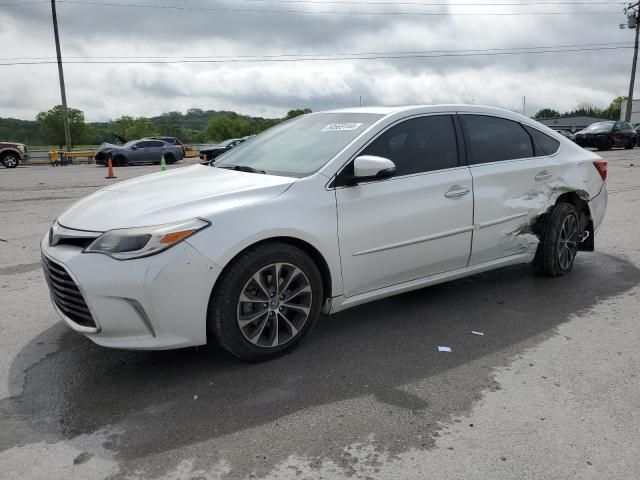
[588,185,608,235]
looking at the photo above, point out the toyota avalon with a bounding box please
[42,105,608,361]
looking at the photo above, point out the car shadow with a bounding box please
[1,252,639,472]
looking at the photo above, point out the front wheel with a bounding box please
[1,152,19,168]
[209,242,323,361]
[534,203,580,277]
[625,139,635,149]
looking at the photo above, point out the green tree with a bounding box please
[533,108,561,119]
[604,96,627,120]
[157,111,184,138]
[204,115,252,142]
[36,105,87,148]
[109,116,158,140]
[284,108,312,120]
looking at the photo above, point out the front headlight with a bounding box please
[17,145,26,153]
[84,218,209,260]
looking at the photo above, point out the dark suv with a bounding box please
[575,121,636,150]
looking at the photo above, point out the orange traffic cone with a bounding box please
[105,155,117,179]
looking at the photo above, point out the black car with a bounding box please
[575,121,637,151]
[198,137,247,161]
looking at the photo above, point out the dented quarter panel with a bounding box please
[468,134,606,266]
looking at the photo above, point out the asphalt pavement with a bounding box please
[0,151,639,479]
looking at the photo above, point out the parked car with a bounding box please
[574,121,636,150]
[198,137,247,161]
[145,136,194,157]
[0,141,29,168]
[94,139,184,166]
[42,105,607,361]
[555,130,576,142]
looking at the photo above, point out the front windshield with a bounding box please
[585,121,614,131]
[218,139,237,147]
[214,112,383,177]
[123,140,137,148]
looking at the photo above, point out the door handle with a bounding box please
[535,171,552,181]
[445,186,470,198]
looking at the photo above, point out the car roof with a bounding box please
[321,104,526,119]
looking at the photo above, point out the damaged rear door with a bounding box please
[460,114,561,266]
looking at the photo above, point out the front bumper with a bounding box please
[41,231,222,350]
[575,135,609,149]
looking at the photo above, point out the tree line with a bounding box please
[533,96,626,121]
[0,107,312,148]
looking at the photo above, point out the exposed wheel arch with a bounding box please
[533,191,594,252]
[206,236,334,342]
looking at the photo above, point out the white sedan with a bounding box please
[41,105,608,361]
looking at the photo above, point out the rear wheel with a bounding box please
[534,203,580,277]
[164,153,175,164]
[1,152,19,168]
[209,242,323,361]
[625,139,635,149]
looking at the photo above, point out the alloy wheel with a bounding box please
[3,154,18,167]
[236,262,312,348]
[558,214,578,270]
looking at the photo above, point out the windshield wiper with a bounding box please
[217,165,266,174]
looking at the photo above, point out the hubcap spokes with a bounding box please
[237,262,312,348]
[5,156,17,167]
[558,214,578,270]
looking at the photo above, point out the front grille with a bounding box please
[42,255,96,328]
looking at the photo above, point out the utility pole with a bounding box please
[50,0,71,151]
[623,1,640,122]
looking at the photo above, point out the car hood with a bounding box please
[97,142,122,152]
[57,165,296,231]
[576,129,609,135]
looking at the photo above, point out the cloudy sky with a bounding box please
[0,0,634,121]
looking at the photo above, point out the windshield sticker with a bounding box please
[322,123,363,132]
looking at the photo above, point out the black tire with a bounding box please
[625,139,635,150]
[1,151,20,168]
[209,242,323,361]
[112,155,126,167]
[596,138,612,151]
[164,153,175,164]
[533,203,580,277]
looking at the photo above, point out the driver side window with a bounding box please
[361,115,459,177]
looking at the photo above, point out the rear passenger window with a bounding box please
[361,115,458,176]
[524,125,560,156]
[461,115,533,164]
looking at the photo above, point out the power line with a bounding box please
[0,0,626,6]
[0,0,618,15]
[243,0,624,5]
[0,45,631,66]
[0,42,631,61]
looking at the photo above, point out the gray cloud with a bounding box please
[0,1,633,121]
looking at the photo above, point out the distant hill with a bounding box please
[0,108,283,146]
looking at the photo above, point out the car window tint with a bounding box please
[614,122,622,130]
[148,141,165,148]
[135,141,150,148]
[462,115,533,164]
[524,125,560,156]
[361,115,458,176]
[625,123,634,130]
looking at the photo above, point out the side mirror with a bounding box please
[131,145,138,150]
[353,155,396,180]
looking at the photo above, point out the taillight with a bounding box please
[593,160,607,181]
